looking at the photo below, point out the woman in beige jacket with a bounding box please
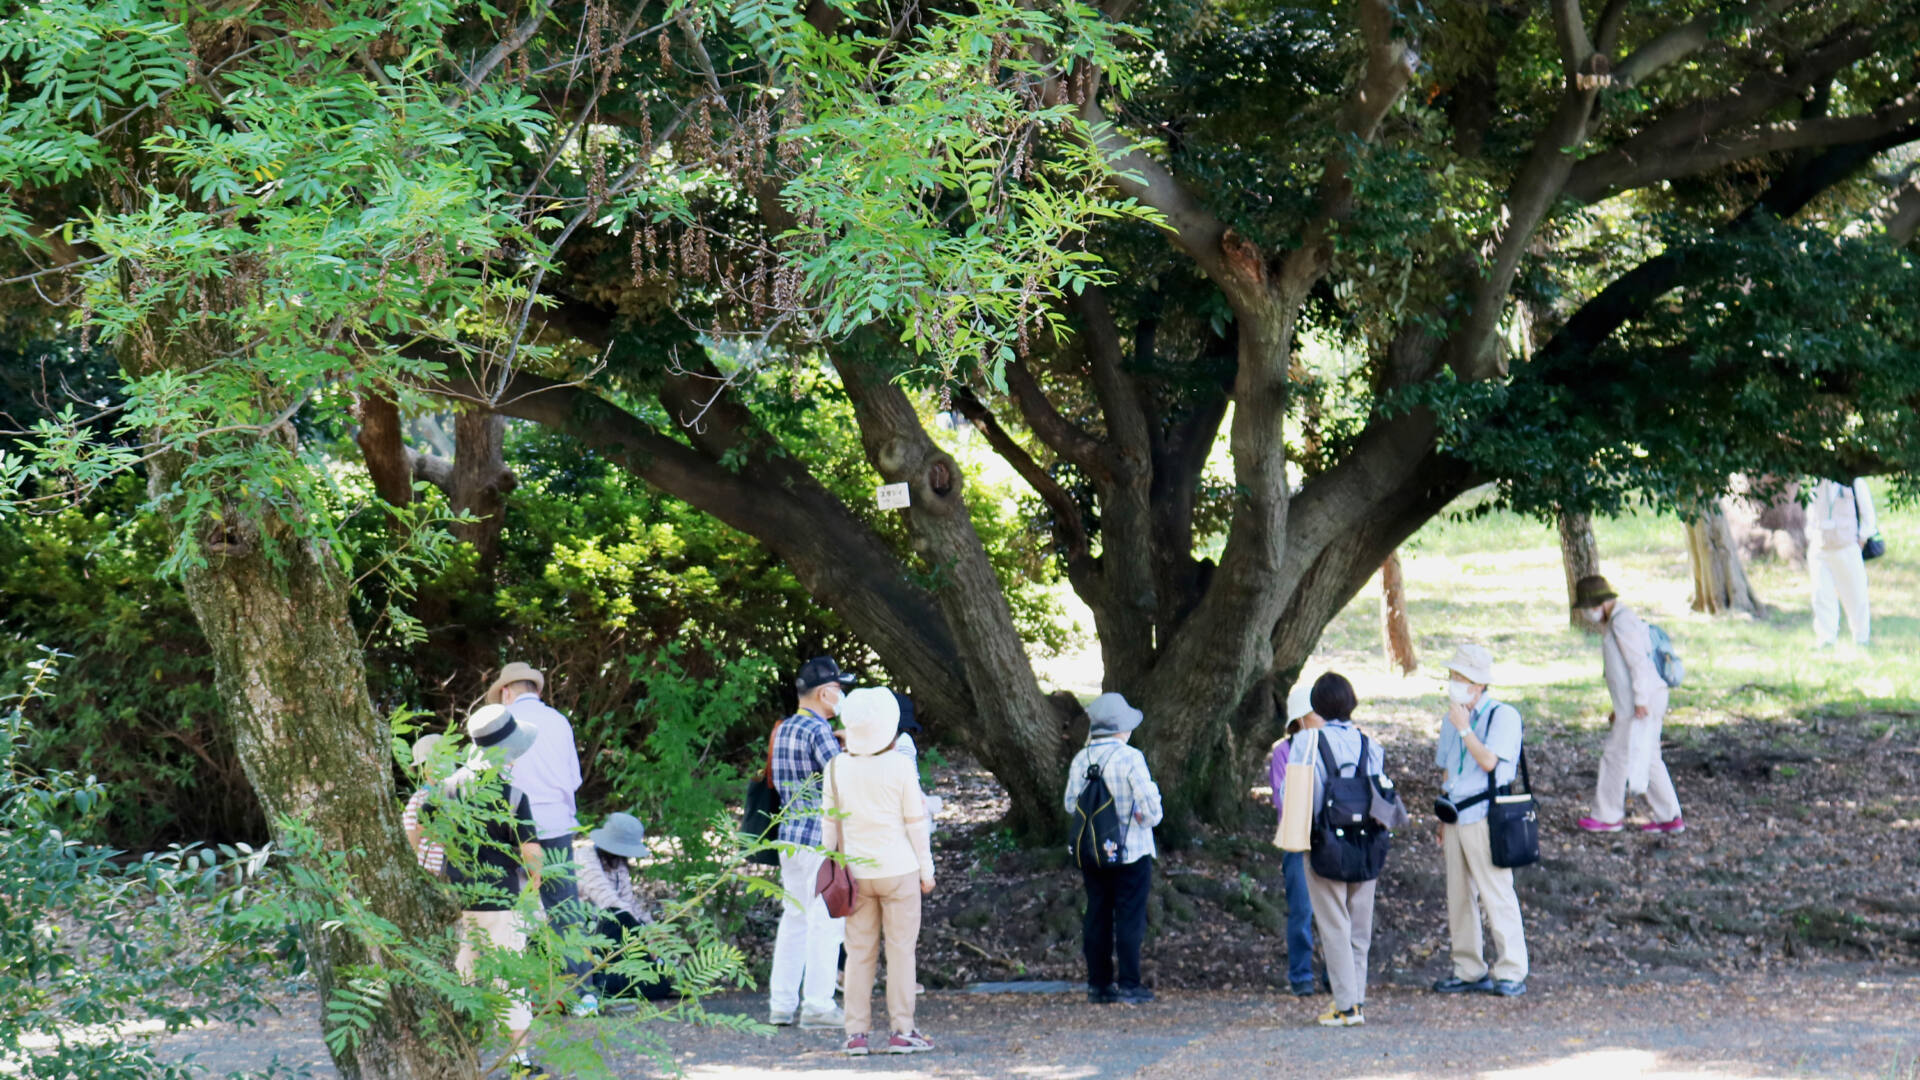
[822,688,936,1056]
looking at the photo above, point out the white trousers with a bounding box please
[769,847,845,1013]
[1810,544,1870,646]
[1592,707,1681,824]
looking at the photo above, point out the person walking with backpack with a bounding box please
[1572,576,1685,834]
[1268,684,1323,997]
[822,688,937,1056]
[768,657,854,1029]
[1277,672,1386,1027]
[1064,693,1163,1006]
[1430,644,1528,998]
[1808,477,1878,649]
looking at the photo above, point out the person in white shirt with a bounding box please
[1808,477,1877,648]
[822,688,937,1056]
[1430,644,1528,997]
[1063,693,1164,1006]
[1571,577,1684,834]
[486,662,595,1007]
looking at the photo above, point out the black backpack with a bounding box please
[1308,733,1391,883]
[1067,747,1128,872]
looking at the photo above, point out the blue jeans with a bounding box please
[1282,851,1317,989]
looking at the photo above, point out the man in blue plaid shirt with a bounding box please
[767,656,852,1029]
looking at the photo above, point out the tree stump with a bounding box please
[1687,501,1765,616]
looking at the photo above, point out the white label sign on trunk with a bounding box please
[876,482,912,510]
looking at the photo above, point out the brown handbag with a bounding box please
[813,758,858,918]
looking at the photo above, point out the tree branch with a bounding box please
[464,1,552,92]
[951,389,1091,562]
[1610,0,1797,88]
[1001,356,1111,478]
[1069,284,1152,467]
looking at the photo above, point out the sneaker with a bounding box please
[1431,975,1493,994]
[1640,817,1686,834]
[1117,986,1156,1005]
[1484,979,1527,997]
[1316,1004,1364,1027]
[885,1030,935,1054]
[1289,982,1317,998]
[798,1004,846,1030]
[570,992,600,1018]
[842,1033,870,1056]
[768,1005,797,1026]
[1576,816,1624,833]
[1087,984,1120,1004]
[507,1056,553,1080]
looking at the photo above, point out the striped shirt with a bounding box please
[1062,737,1164,864]
[402,788,446,875]
[771,709,841,847]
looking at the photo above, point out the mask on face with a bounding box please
[1584,607,1606,624]
[1447,681,1477,705]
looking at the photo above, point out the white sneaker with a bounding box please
[768,1005,798,1026]
[570,992,600,1018]
[799,1004,846,1030]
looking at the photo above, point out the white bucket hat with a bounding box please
[466,703,539,762]
[839,687,901,755]
[1446,643,1495,686]
[1285,684,1316,723]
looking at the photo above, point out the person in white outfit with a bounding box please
[1808,477,1876,648]
[1571,576,1684,835]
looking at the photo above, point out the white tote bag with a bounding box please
[1277,729,1319,853]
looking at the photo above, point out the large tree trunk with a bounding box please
[1687,502,1764,616]
[1557,510,1602,628]
[151,450,466,1080]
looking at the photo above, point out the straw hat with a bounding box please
[486,662,545,705]
[839,687,901,755]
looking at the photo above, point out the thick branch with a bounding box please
[1002,356,1110,477]
[1888,182,1920,245]
[1069,285,1152,468]
[951,388,1092,562]
[1611,0,1797,88]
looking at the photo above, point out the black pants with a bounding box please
[1082,857,1153,992]
[536,836,594,981]
[592,911,675,1001]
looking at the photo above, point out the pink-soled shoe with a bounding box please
[1639,817,1686,834]
[1576,816,1625,833]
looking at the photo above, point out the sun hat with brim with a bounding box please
[1571,574,1618,610]
[466,703,539,762]
[486,662,545,705]
[590,812,649,859]
[1087,692,1145,736]
[410,733,443,770]
[1446,643,1495,686]
[1284,684,1315,723]
[840,687,901,755]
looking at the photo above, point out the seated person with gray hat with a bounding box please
[1063,692,1164,1005]
[1431,643,1528,997]
[573,813,673,1002]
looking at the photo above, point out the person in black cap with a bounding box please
[767,656,854,1029]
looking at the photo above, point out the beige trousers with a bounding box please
[1592,708,1682,824]
[1442,821,1528,982]
[843,872,922,1036]
[1305,868,1375,1012]
[456,909,534,1033]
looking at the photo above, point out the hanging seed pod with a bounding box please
[588,141,609,205]
[697,97,716,167]
[658,30,674,75]
[631,228,646,285]
[778,91,804,169]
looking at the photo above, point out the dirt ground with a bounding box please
[156,969,1920,1078]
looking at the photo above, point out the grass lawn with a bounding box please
[1308,492,1920,744]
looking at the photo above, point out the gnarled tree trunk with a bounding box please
[151,449,466,1080]
[1687,502,1764,616]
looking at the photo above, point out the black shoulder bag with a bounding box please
[738,719,784,866]
[1486,747,1540,869]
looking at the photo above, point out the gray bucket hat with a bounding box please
[466,703,538,763]
[590,812,649,859]
[1086,692,1145,736]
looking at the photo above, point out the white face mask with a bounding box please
[1584,607,1606,624]
[1447,681,1478,705]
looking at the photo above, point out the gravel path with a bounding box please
[154,969,1920,1079]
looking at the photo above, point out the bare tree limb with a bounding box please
[464,1,554,92]
[1068,284,1152,466]
[951,388,1091,561]
[1002,356,1111,477]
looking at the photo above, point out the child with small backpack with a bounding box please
[1276,672,1394,1027]
[1064,693,1163,1006]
